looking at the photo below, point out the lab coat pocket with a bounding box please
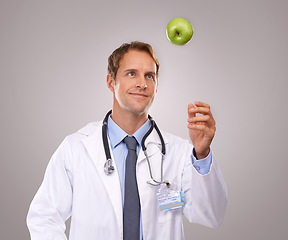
[157,207,182,223]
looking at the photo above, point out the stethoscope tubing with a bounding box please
[102,110,169,186]
[102,110,114,174]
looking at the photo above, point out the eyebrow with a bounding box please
[123,68,138,73]
[146,71,156,76]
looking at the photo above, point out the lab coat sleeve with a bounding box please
[182,150,228,228]
[27,137,73,240]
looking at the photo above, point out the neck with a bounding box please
[110,108,148,135]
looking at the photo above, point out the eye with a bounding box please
[128,72,135,77]
[146,74,154,81]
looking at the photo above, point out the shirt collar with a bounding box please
[107,114,151,149]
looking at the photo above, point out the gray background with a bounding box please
[1,0,287,239]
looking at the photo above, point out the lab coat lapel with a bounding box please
[81,123,123,231]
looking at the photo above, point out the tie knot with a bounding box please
[124,136,138,151]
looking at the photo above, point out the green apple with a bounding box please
[166,17,194,45]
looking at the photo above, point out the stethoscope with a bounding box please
[102,110,170,186]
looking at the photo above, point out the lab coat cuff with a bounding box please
[191,148,212,175]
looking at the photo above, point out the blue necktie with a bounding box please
[123,136,140,240]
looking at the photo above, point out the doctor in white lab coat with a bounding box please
[27,41,227,240]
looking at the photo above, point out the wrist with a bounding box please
[194,148,210,160]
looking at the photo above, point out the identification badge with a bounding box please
[157,191,184,211]
[156,178,184,211]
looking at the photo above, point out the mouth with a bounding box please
[129,92,148,98]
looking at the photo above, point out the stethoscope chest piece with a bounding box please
[104,158,114,175]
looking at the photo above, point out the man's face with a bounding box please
[107,50,158,116]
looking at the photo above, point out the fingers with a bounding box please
[187,101,216,128]
[194,101,210,108]
[188,101,212,116]
[187,102,216,156]
[187,123,214,134]
[188,103,196,118]
[187,118,216,131]
[188,114,210,123]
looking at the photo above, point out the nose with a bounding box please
[136,76,147,89]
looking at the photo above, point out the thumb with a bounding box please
[188,103,196,119]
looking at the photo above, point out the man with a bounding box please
[27,41,227,240]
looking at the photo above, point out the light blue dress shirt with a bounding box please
[107,115,212,240]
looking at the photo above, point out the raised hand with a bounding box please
[187,101,216,159]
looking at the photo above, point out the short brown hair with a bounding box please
[107,41,160,80]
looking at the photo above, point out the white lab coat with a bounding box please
[27,121,227,240]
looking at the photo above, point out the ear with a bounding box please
[106,74,115,92]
